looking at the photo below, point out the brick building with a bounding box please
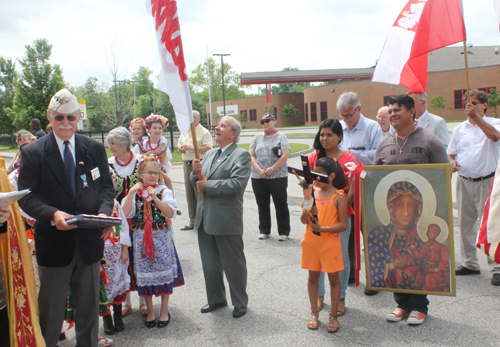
[207,46,500,128]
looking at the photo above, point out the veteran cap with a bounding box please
[48,88,80,114]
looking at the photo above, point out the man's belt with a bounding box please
[184,160,193,165]
[460,172,495,182]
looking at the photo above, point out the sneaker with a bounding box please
[407,311,426,325]
[278,235,289,241]
[258,234,270,239]
[98,336,113,346]
[386,308,409,322]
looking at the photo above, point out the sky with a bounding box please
[1,0,499,93]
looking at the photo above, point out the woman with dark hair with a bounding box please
[308,118,356,317]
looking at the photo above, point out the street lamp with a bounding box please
[213,53,230,118]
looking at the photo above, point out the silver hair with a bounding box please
[222,116,241,143]
[106,127,133,152]
[336,92,361,111]
[193,110,201,118]
[409,92,428,103]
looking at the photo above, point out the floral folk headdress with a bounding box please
[144,113,169,129]
[129,117,146,130]
[138,154,162,169]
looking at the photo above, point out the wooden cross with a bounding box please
[288,155,329,235]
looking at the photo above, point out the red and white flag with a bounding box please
[146,0,193,135]
[494,0,500,32]
[477,164,500,264]
[372,0,466,93]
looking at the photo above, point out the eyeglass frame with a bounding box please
[338,106,359,119]
[260,119,273,125]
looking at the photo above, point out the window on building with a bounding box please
[479,87,496,95]
[305,103,309,122]
[249,109,257,121]
[320,101,327,121]
[455,87,497,109]
[383,95,397,106]
[310,102,317,122]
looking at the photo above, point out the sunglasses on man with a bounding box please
[261,119,272,124]
[53,114,79,122]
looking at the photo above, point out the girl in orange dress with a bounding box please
[300,157,348,333]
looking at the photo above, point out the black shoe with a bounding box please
[232,307,247,318]
[348,277,356,285]
[201,301,227,313]
[103,314,115,335]
[157,313,171,328]
[113,304,125,332]
[145,319,156,328]
[492,273,500,286]
[364,288,379,296]
[59,332,66,341]
[180,224,194,230]
[455,265,481,276]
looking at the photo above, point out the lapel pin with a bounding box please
[81,174,89,188]
[79,161,84,165]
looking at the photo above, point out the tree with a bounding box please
[488,88,500,117]
[271,67,311,94]
[9,38,65,131]
[281,104,300,125]
[430,95,446,117]
[189,57,248,104]
[0,57,17,135]
[73,77,113,130]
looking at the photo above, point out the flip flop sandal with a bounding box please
[337,300,346,317]
[122,304,131,317]
[307,311,319,330]
[327,314,339,333]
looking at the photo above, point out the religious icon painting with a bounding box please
[362,164,456,296]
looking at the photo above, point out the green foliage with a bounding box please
[239,111,248,122]
[0,57,17,135]
[430,95,446,116]
[271,67,311,94]
[488,88,500,117]
[10,38,65,132]
[280,104,300,125]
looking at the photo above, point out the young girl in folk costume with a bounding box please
[122,155,184,328]
[130,117,148,150]
[102,200,131,335]
[300,157,348,333]
[308,118,356,316]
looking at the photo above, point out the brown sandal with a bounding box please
[327,314,339,333]
[317,296,324,312]
[307,311,319,330]
[337,300,346,317]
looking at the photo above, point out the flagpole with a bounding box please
[190,122,205,200]
[462,41,471,103]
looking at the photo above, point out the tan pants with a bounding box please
[456,175,500,273]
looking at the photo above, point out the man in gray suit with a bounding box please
[190,116,251,318]
[408,92,450,148]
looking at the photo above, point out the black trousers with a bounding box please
[0,307,9,346]
[251,177,290,236]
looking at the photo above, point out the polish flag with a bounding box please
[477,165,500,264]
[372,0,466,93]
[146,0,193,135]
[494,0,500,32]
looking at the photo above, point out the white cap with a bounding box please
[48,88,80,114]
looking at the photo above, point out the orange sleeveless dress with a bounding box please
[301,190,345,273]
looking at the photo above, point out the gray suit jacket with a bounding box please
[190,142,251,236]
[419,111,450,148]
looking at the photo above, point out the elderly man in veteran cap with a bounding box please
[18,88,115,347]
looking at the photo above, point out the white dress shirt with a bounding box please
[340,114,383,165]
[447,116,500,178]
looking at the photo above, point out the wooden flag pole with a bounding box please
[463,41,471,104]
[190,122,205,201]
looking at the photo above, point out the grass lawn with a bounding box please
[285,133,315,137]
[0,145,18,153]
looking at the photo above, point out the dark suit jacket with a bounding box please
[190,142,251,236]
[18,132,115,267]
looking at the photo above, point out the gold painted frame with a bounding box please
[362,164,456,296]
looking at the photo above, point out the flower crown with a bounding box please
[145,114,169,129]
[138,154,162,169]
[129,117,145,130]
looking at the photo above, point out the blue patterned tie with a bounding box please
[64,141,76,196]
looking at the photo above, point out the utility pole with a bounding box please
[213,53,230,118]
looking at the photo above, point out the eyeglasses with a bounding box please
[338,107,359,119]
[261,119,272,124]
[144,171,160,176]
[53,114,79,122]
[470,101,480,106]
